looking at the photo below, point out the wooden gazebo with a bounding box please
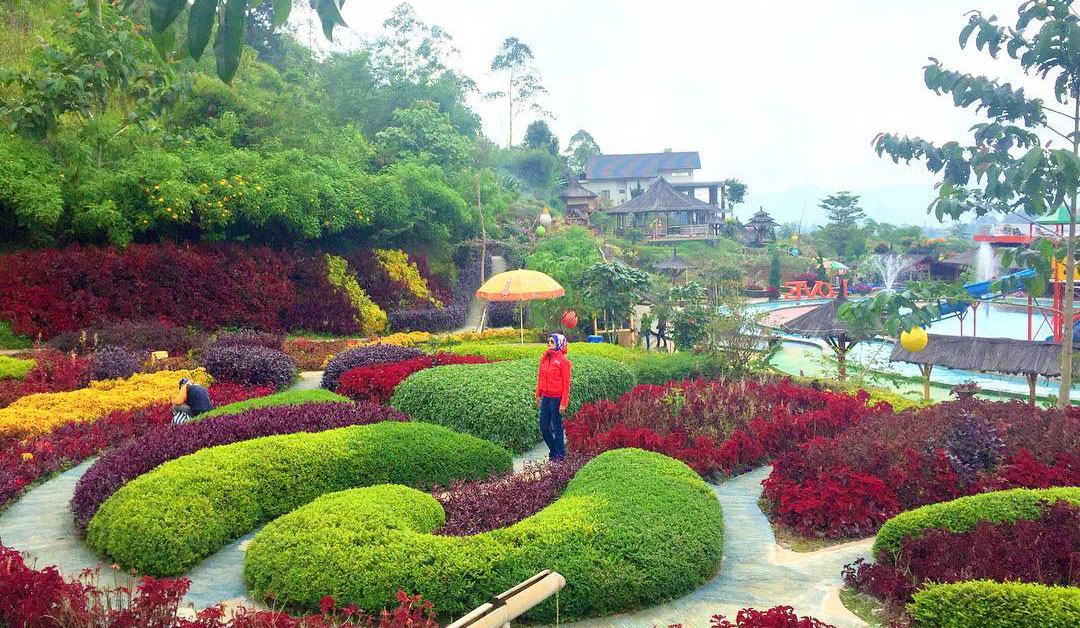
[781,297,873,380]
[655,247,696,284]
[606,177,721,241]
[890,334,1066,403]
[746,207,778,247]
[560,181,599,225]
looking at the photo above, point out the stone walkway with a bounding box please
[0,402,870,626]
[460,255,507,332]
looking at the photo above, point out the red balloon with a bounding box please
[561,310,578,329]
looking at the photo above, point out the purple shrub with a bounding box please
[85,346,149,382]
[50,320,206,355]
[939,411,1006,479]
[434,453,588,536]
[321,344,424,391]
[71,401,409,531]
[209,329,285,352]
[202,345,296,389]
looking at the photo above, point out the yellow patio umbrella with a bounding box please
[476,269,565,344]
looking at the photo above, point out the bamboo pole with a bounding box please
[921,364,933,402]
[445,571,566,628]
[1028,373,1037,406]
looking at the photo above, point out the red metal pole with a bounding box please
[1029,294,1033,341]
[973,302,977,337]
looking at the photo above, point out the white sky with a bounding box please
[324,0,1068,226]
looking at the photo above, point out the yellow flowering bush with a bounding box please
[375,249,442,307]
[326,255,387,336]
[0,369,211,440]
[435,327,521,345]
[365,331,433,347]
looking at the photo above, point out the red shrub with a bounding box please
[565,378,883,478]
[0,349,89,408]
[0,542,439,628]
[708,606,837,628]
[337,353,490,404]
[762,400,1080,538]
[843,500,1080,608]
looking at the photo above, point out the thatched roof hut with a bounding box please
[890,334,1065,402]
[780,297,874,379]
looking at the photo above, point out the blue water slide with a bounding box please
[962,268,1036,299]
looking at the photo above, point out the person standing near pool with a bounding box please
[536,332,571,461]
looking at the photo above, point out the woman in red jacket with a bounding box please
[536,332,571,461]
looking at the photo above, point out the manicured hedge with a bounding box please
[0,356,33,381]
[244,448,725,621]
[321,345,425,392]
[390,355,636,453]
[197,389,348,419]
[86,422,512,575]
[872,487,1080,559]
[908,581,1080,628]
[201,344,296,389]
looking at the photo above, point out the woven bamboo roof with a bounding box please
[890,334,1066,377]
[561,180,598,200]
[780,298,862,340]
[606,177,715,215]
[655,250,696,271]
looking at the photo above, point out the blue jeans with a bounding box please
[538,396,565,461]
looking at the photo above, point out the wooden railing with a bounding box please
[445,571,566,628]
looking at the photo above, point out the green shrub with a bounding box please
[198,388,348,419]
[908,580,1080,628]
[0,356,34,380]
[0,321,31,350]
[630,351,727,386]
[244,448,725,621]
[873,487,1080,559]
[86,422,511,576]
[390,355,635,452]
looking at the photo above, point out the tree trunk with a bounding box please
[1059,98,1079,408]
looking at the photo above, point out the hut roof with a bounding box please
[747,207,778,228]
[561,180,598,200]
[1036,205,1070,225]
[586,151,700,179]
[655,250,696,271]
[890,334,1066,377]
[779,297,869,341]
[606,176,715,215]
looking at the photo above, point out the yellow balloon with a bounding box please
[900,326,929,352]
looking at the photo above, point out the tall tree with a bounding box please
[523,120,559,154]
[721,178,748,212]
[487,37,550,147]
[820,191,865,227]
[565,129,601,175]
[873,0,1080,406]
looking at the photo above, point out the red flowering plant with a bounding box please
[337,353,491,404]
[761,400,1080,539]
[0,349,89,408]
[565,378,884,479]
[0,542,439,628]
[707,606,838,628]
[0,382,269,510]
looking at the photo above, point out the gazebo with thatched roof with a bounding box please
[606,176,721,240]
[781,297,873,380]
[746,207,778,247]
[890,334,1065,403]
[560,180,599,225]
[654,247,697,284]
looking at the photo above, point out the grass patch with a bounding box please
[839,587,889,628]
[0,321,31,350]
[199,389,348,419]
[0,355,34,380]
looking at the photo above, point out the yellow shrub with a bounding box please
[0,369,211,439]
[435,327,521,345]
[326,255,387,336]
[375,249,442,307]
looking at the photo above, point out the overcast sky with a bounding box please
[322,1,1064,226]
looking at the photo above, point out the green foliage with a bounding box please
[0,321,31,350]
[630,351,728,386]
[487,37,549,146]
[244,448,725,621]
[525,225,603,327]
[907,580,1080,628]
[326,255,387,335]
[375,101,470,169]
[0,135,63,243]
[0,355,34,380]
[818,191,867,258]
[86,421,512,575]
[768,246,782,290]
[564,128,600,174]
[197,388,347,419]
[390,355,635,452]
[872,487,1080,559]
[672,303,711,350]
[582,260,652,325]
[522,119,559,154]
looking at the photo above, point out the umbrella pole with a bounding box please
[520,305,524,345]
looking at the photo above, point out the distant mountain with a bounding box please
[736,183,939,228]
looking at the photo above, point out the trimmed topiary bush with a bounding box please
[197,389,348,419]
[71,400,406,532]
[873,487,1080,559]
[907,580,1080,628]
[84,346,148,382]
[244,448,724,621]
[321,345,424,391]
[391,355,636,453]
[86,422,512,575]
[201,344,296,389]
[0,356,33,381]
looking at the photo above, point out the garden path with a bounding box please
[0,406,871,626]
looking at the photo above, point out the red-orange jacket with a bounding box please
[536,349,571,407]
